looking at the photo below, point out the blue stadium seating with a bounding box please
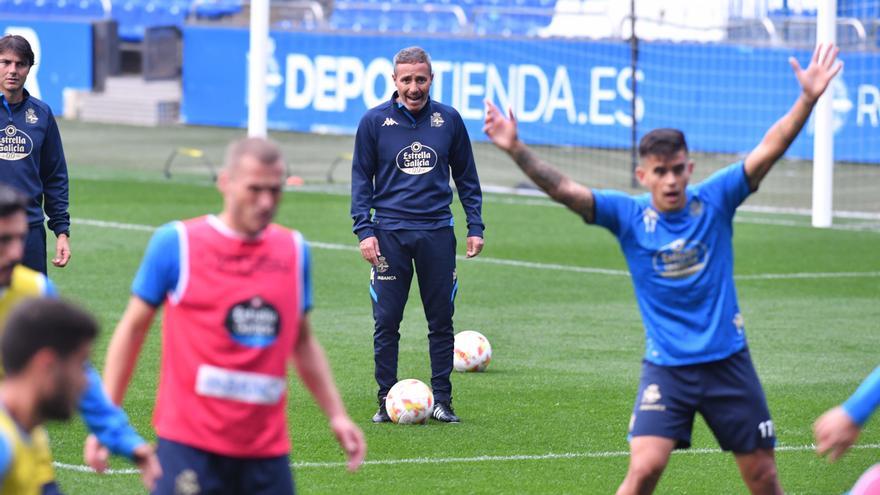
[191,0,241,19]
[0,0,107,18]
[473,8,553,37]
[112,0,191,41]
[329,0,556,35]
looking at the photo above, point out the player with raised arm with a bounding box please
[484,44,841,494]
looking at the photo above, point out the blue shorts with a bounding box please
[627,349,775,453]
[153,438,295,495]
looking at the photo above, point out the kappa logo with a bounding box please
[382,117,399,127]
[643,208,658,233]
[733,313,745,334]
[0,125,33,161]
[24,107,37,124]
[430,112,444,127]
[689,199,703,217]
[395,141,437,175]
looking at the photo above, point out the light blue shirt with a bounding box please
[132,219,313,313]
[593,162,752,366]
[843,366,880,426]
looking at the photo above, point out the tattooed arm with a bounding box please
[483,100,595,223]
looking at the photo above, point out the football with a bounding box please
[453,330,492,372]
[385,379,434,424]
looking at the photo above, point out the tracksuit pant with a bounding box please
[370,228,457,404]
[23,224,47,274]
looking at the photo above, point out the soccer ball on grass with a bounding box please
[385,379,434,424]
[453,330,492,372]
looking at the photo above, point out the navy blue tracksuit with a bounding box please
[351,92,483,404]
[0,90,70,274]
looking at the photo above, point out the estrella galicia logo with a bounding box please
[0,125,33,160]
[396,141,437,175]
[224,296,281,347]
[652,238,709,279]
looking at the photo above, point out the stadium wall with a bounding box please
[0,18,93,112]
[182,27,879,164]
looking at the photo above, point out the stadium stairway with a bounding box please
[69,75,180,126]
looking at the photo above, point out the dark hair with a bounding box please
[639,128,688,159]
[2,298,98,376]
[0,35,35,67]
[0,183,27,219]
[393,46,432,73]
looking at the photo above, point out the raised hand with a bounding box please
[789,43,843,104]
[482,99,519,152]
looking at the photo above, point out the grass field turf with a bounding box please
[41,121,880,494]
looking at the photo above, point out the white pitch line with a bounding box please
[75,218,880,281]
[75,218,156,232]
[53,442,880,475]
[736,271,880,280]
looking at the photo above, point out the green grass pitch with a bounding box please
[43,121,880,494]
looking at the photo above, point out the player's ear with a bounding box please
[216,169,229,194]
[29,348,60,383]
[634,165,647,186]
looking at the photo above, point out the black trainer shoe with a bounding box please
[372,398,391,423]
[431,401,460,423]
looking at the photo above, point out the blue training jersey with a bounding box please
[132,217,313,313]
[593,162,752,366]
[350,92,484,241]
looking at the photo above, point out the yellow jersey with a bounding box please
[0,407,55,495]
[0,265,55,494]
[0,265,51,379]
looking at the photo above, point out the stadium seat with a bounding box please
[474,7,552,37]
[329,8,376,32]
[115,0,148,41]
[8,0,35,15]
[77,0,108,17]
[426,11,464,33]
[192,0,242,19]
[151,0,187,28]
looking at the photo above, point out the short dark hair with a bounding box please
[393,46,432,73]
[0,183,27,219]
[0,35,35,67]
[2,298,98,376]
[639,128,688,159]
